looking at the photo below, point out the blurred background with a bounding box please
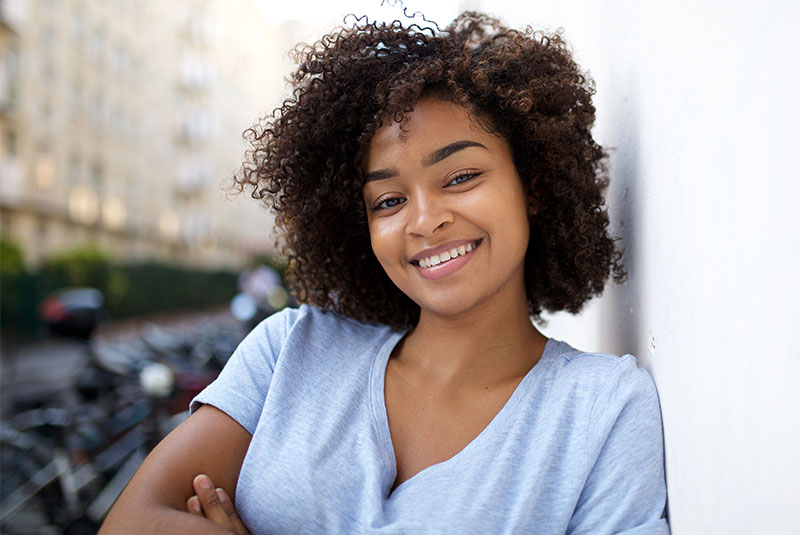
[0,0,290,344]
[1,0,799,534]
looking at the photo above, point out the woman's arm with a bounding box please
[99,405,251,534]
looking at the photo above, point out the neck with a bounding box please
[396,279,548,393]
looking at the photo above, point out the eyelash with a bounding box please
[370,170,483,211]
[447,170,481,186]
[372,197,405,211]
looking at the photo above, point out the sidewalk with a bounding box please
[0,306,235,418]
[0,338,88,418]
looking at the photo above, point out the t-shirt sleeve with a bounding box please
[568,356,670,535]
[190,307,297,434]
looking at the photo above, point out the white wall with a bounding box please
[273,1,798,530]
[480,1,800,533]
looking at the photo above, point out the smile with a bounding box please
[410,239,482,281]
[414,240,479,269]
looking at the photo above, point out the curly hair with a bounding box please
[234,11,625,331]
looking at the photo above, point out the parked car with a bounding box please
[39,288,107,339]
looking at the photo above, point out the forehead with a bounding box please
[364,98,500,168]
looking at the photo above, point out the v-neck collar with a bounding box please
[369,332,556,498]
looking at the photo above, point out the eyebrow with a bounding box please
[363,140,487,183]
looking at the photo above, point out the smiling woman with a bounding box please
[100,10,669,535]
[363,97,531,321]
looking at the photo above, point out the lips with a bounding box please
[410,239,482,266]
[418,242,477,268]
[411,239,482,280]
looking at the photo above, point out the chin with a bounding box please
[415,295,487,320]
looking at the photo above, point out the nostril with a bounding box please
[405,198,455,237]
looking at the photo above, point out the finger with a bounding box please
[215,487,249,535]
[193,474,234,530]
[186,495,203,516]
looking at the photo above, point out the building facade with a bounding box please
[0,0,282,269]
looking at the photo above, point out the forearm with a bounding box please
[100,501,235,535]
[98,406,251,535]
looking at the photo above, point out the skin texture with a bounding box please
[98,405,250,534]
[363,97,530,322]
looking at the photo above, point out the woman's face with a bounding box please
[362,97,531,320]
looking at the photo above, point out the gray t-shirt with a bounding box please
[192,305,669,534]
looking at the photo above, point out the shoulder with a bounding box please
[244,304,394,359]
[286,303,391,341]
[554,346,669,532]
[547,340,657,394]
[544,340,662,428]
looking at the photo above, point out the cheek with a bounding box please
[369,222,413,293]
[506,177,531,231]
[512,198,532,249]
[368,221,400,266]
[491,186,531,252]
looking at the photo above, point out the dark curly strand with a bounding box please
[234,11,625,331]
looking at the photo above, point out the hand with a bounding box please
[186,474,249,535]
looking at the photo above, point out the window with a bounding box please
[90,28,105,64]
[35,142,55,190]
[41,25,55,47]
[182,110,213,144]
[41,57,55,82]
[90,92,105,127]
[4,44,20,106]
[110,105,122,134]
[70,9,84,41]
[70,79,83,117]
[4,130,17,156]
[111,43,125,75]
[40,101,52,122]
[69,153,81,185]
[91,161,104,195]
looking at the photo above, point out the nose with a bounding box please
[406,191,454,237]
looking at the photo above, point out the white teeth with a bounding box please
[417,241,477,269]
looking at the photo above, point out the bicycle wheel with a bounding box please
[0,423,71,533]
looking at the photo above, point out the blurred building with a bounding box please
[0,0,284,270]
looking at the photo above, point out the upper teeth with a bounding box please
[419,242,474,268]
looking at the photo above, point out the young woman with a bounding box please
[101,12,669,534]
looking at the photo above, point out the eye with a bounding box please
[447,170,482,186]
[372,196,406,211]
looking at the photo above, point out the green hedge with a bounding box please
[112,264,239,317]
[0,271,41,340]
[0,240,241,341]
